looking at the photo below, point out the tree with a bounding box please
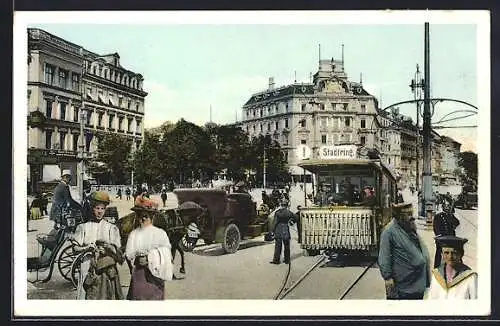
[162,119,217,184]
[249,135,289,186]
[132,130,163,186]
[91,133,132,184]
[457,151,478,181]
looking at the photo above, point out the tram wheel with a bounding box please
[58,244,79,282]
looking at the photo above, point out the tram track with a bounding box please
[274,226,378,300]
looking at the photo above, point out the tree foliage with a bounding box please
[129,118,289,187]
[90,133,132,184]
[457,151,478,181]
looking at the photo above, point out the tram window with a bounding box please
[314,169,375,207]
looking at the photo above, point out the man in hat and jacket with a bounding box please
[426,235,477,299]
[49,169,81,226]
[269,198,297,265]
[378,202,431,300]
[432,202,460,268]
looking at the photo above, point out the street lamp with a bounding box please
[410,64,424,191]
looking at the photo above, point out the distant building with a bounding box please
[27,28,147,194]
[238,57,379,180]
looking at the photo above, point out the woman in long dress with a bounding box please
[125,195,173,300]
[73,191,124,300]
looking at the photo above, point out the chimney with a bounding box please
[268,77,275,90]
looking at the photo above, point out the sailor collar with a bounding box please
[432,263,476,290]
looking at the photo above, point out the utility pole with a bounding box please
[422,22,434,224]
[263,147,267,188]
[78,109,86,204]
[410,64,424,190]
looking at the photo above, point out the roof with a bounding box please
[298,158,397,182]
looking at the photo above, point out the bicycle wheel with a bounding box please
[58,244,79,282]
[70,250,93,289]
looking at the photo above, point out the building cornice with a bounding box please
[82,98,144,117]
[83,74,148,97]
[29,82,82,97]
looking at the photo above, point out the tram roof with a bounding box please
[298,158,398,182]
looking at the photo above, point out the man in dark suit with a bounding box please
[433,203,460,268]
[270,199,297,265]
[49,169,81,226]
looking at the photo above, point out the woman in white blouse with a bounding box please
[73,191,124,300]
[125,195,173,300]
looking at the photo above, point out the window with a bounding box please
[300,119,306,128]
[119,117,124,131]
[285,119,289,128]
[45,100,53,119]
[321,135,327,144]
[128,100,131,110]
[136,120,141,133]
[44,64,55,85]
[73,135,78,151]
[60,102,66,120]
[301,139,307,144]
[345,117,351,127]
[320,103,325,110]
[86,111,92,125]
[92,66,97,75]
[285,103,289,112]
[45,131,52,149]
[73,107,79,122]
[109,115,114,129]
[267,122,271,131]
[58,69,68,88]
[331,103,336,110]
[333,118,339,129]
[118,97,123,107]
[360,136,366,145]
[98,113,103,127]
[128,119,133,132]
[343,103,348,111]
[260,124,263,132]
[301,104,306,112]
[361,119,366,129]
[253,125,256,132]
[361,104,366,113]
[136,103,139,111]
[72,73,80,92]
[275,121,279,130]
[59,132,66,150]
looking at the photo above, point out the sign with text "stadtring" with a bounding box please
[319,145,358,160]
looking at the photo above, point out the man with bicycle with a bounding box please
[49,169,81,228]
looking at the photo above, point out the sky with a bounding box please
[27,14,482,153]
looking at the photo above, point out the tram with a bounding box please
[297,144,399,257]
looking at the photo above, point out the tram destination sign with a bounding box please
[319,145,357,160]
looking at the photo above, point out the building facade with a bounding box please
[239,58,379,178]
[27,28,147,194]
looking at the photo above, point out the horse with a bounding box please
[116,209,188,277]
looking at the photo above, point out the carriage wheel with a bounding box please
[58,244,80,282]
[179,235,197,252]
[222,223,240,254]
[70,250,93,288]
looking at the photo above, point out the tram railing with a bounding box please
[300,207,377,250]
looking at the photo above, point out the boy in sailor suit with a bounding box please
[426,235,477,299]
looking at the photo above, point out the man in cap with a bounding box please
[269,198,297,265]
[49,169,81,227]
[432,202,460,268]
[426,235,477,299]
[378,202,431,300]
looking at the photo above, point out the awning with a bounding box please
[288,165,312,175]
